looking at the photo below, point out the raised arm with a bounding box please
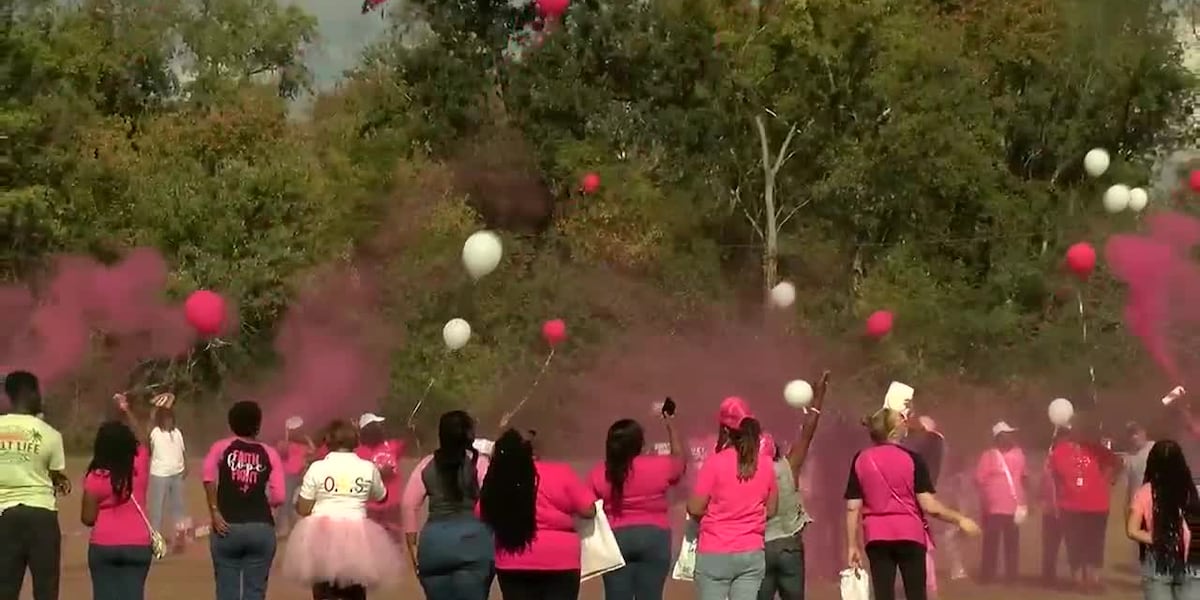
[787,370,831,479]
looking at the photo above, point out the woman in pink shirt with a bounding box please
[687,414,778,600]
[973,421,1027,583]
[356,413,405,540]
[480,428,597,599]
[1127,439,1200,599]
[275,420,313,536]
[844,408,978,600]
[82,416,154,600]
[589,413,685,600]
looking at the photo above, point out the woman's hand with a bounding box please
[210,510,231,536]
[113,393,129,413]
[847,546,863,569]
[957,515,981,536]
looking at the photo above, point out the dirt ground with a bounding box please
[22,459,1141,599]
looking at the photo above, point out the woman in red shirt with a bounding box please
[1047,424,1118,590]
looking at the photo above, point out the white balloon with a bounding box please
[1048,398,1074,427]
[462,231,503,280]
[1129,187,1149,212]
[1103,184,1131,213]
[784,380,814,408]
[1084,148,1110,178]
[442,318,472,351]
[770,281,797,308]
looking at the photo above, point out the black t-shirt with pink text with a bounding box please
[213,438,275,524]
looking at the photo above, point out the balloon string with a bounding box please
[505,348,556,425]
[1077,289,1098,407]
[407,377,436,429]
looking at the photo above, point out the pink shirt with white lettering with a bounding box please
[400,453,491,533]
[84,445,151,546]
[589,455,685,530]
[495,461,596,571]
[692,447,777,554]
[975,447,1026,515]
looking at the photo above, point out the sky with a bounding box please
[285,0,392,90]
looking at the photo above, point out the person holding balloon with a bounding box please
[757,371,831,600]
[588,401,686,600]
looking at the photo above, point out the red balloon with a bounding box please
[865,310,894,339]
[541,318,567,347]
[1065,242,1097,278]
[581,172,600,194]
[185,290,226,336]
[536,0,569,18]
[1189,170,1200,194]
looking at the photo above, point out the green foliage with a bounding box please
[2,0,1197,438]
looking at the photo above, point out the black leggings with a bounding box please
[496,568,581,600]
[1062,510,1108,571]
[865,541,926,600]
[313,581,366,600]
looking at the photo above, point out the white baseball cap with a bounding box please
[992,421,1017,436]
[358,413,386,428]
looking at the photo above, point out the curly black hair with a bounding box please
[86,421,139,499]
[228,401,262,438]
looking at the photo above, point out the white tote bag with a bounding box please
[577,500,626,581]
[839,568,871,600]
[671,515,700,581]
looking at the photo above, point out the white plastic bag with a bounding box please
[671,516,700,581]
[840,568,871,600]
[577,500,625,581]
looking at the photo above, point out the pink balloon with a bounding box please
[536,0,569,18]
[865,310,894,339]
[1065,242,1097,279]
[185,290,226,337]
[581,172,600,194]
[541,318,567,347]
[1190,170,1200,194]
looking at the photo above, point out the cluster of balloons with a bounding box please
[448,230,569,352]
[1084,148,1150,214]
[768,280,893,339]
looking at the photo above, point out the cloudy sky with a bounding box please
[285,0,392,89]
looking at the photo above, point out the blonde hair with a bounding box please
[863,408,904,443]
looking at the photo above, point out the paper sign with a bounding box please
[883,381,914,416]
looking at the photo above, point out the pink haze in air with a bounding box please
[1105,211,1200,383]
[0,248,198,392]
[249,269,394,436]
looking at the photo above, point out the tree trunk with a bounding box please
[756,115,779,292]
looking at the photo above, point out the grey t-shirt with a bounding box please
[1124,442,1152,500]
[765,458,811,541]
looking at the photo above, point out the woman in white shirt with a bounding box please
[281,420,404,600]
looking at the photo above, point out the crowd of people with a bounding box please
[2,367,1200,600]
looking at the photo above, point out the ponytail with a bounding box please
[732,417,761,480]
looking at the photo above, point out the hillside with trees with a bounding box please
[3,0,1197,442]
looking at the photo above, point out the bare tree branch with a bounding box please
[777,198,812,228]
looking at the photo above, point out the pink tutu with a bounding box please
[281,515,404,588]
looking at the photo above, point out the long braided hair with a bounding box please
[480,429,538,553]
[1146,440,1200,576]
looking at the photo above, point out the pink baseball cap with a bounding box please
[718,396,754,429]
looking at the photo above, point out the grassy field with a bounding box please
[22,458,1142,599]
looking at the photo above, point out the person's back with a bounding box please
[495,460,594,570]
[0,413,64,512]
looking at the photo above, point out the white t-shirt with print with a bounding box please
[149,427,186,477]
[300,451,387,517]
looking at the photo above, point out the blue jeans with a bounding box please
[695,550,766,600]
[210,522,277,600]
[759,534,804,600]
[417,515,494,600]
[1142,554,1200,600]
[148,474,187,534]
[88,544,152,600]
[602,525,671,600]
